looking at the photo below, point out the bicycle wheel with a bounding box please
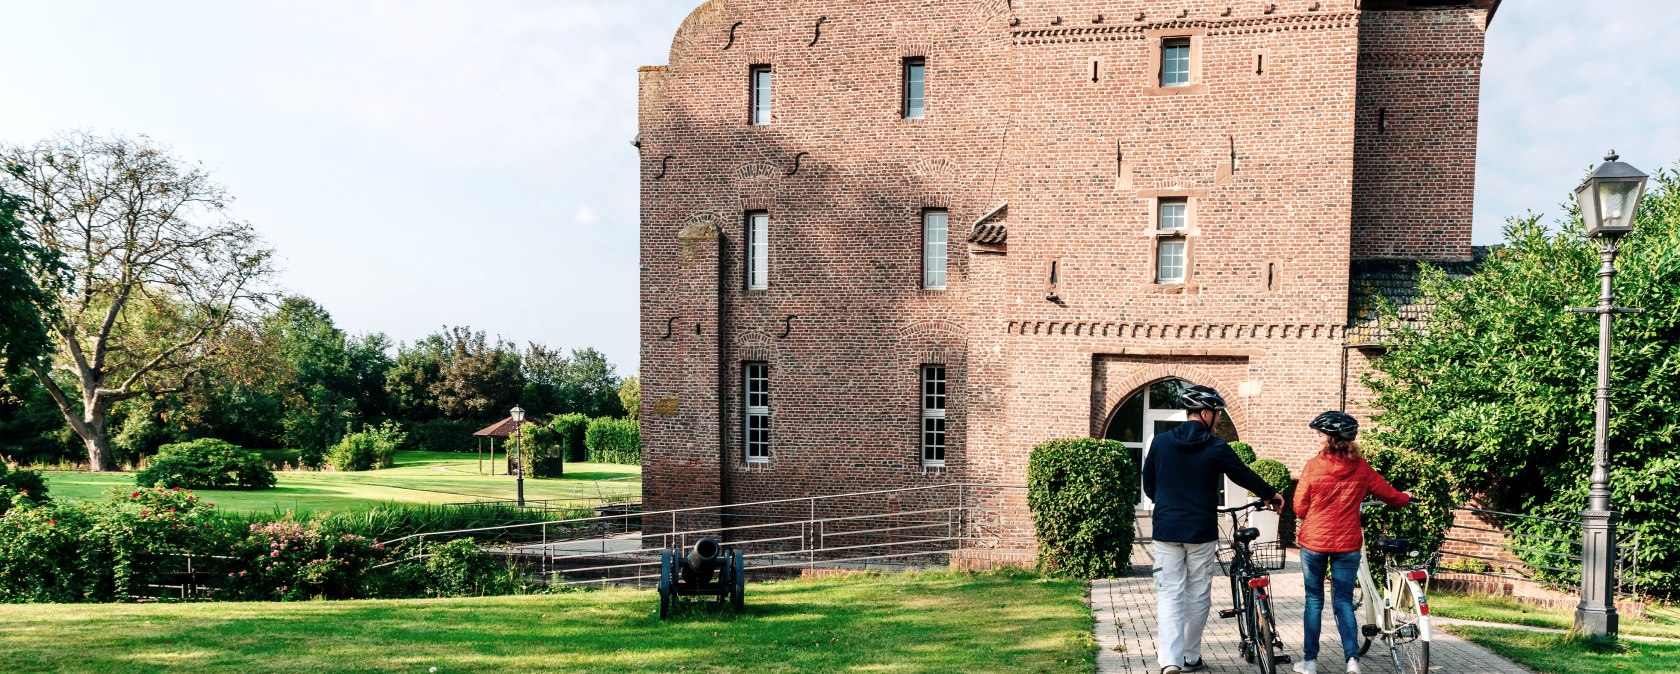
[1252,593,1278,674]
[1388,581,1430,674]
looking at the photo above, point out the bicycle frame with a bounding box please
[1217,500,1290,673]
[1352,502,1432,674]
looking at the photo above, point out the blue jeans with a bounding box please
[1300,548,1362,662]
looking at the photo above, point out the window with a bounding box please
[1156,239,1187,284]
[922,209,947,289]
[1158,198,1187,231]
[747,211,768,290]
[903,58,926,119]
[1161,38,1191,87]
[1155,198,1188,284]
[750,66,772,125]
[744,362,769,462]
[921,365,946,466]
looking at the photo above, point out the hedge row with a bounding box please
[584,417,640,464]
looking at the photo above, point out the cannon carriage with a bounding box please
[657,537,745,619]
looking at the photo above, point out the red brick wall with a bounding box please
[640,0,1490,514]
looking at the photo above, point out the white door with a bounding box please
[1137,401,1186,510]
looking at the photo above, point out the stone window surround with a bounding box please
[1140,188,1207,293]
[1144,27,1208,96]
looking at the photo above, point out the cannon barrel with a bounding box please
[682,537,723,585]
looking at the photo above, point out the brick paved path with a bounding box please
[1092,548,1532,674]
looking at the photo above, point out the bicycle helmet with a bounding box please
[1308,410,1359,441]
[1178,385,1228,411]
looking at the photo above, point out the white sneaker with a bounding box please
[1346,658,1361,673]
[1293,660,1317,674]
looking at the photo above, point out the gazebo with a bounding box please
[473,416,523,475]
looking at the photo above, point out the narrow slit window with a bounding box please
[1161,38,1191,87]
[747,211,769,290]
[921,365,947,466]
[922,209,948,289]
[744,362,769,462]
[903,58,926,119]
[750,65,772,125]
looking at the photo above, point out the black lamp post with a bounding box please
[510,405,527,508]
[1567,150,1648,638]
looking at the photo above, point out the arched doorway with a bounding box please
[1103,378,1239,509]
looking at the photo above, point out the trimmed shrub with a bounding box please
[418,538,518,597]
[519,422,563,478]
[135,439,275,490]
[584,417,640,464]
[0,463,49,517]
[403,418,478,453]
[327,422,405,472]
[1361,443,1459,567]
[1026,438,1138,579]
[1247,459,1292,496]
[1229,441,1257,465]
[551,413,589,462]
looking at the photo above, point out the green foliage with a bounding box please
[1360,444,1460,568]
[1229,441,1257,464]
[518,422,563,478]
[618,375,640,421]
[326,422,405,472]
[0,500,96,602]
[1247,459,1292,495]
[433,327,523,420]
[81,486,229,600]
[136,439,276,490]
[551,413,589,462]
[222,519,378,600]
[413,538,518,598]
[584,417,640,464]
[0,184,61,375]
[1366,166,1680,595]
[1026,438,1138,579]
[0,462,49,517]
[402,418,476,453]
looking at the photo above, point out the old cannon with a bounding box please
[657,537,744,619]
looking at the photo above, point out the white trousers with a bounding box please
[1153,540,1219,668]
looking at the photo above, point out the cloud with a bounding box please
[577,205,600,226]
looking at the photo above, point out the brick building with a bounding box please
[637,0,1499,515]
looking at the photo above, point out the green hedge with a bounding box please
[327,422,405,472]
[1361,443,1459,567]
[403,419,479,453]
[584,417,640,464]
[136,439,275,490]
[551,413,589,462]
[1248,459,1292,496]
[1229,441,1258,464]
[1026,438,1138,579]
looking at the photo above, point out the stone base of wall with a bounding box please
[1433,572,1646,620]
[950,548,1037,572]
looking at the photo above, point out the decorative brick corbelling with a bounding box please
[741,196,773,212]
[1013,13,1359,44]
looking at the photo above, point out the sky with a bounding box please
[2,1,1676,373]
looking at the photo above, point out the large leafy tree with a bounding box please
[432,326,522,420]
[559,347,624,419]
[386,333,448,422]
[1367,166,1680,596]
[0,134,275,471]
[269,297,356,466]
[0,184,59,375]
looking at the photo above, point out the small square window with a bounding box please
[1156,238,1187,284]
[1158,199,1188,231]
[1161,38,1191,87]
[750,66,772,125]
[903,58,926,119]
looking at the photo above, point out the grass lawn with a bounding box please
[1431,591,1680,640]
[0,570,1095,674]
[39,451,640,515]
[1444,625,1680,674]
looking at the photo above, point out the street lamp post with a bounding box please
[1566,150,1648,639]
[510,405,527,508]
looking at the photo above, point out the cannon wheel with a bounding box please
[730,548,745,613]
[657,550,674,620]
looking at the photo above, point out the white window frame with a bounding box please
[1156,238,1187,284]
[1158,198,1188,231]
[903,58,926,119]
[922,209,948,290]
[750,65,772,125]
[921,365,946,467]
[1161,38,1191,87]
[744,362,769,463]
[747,211,769,290]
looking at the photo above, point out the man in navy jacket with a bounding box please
[1143,385,1283,674]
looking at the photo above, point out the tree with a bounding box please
[1366,165,1680,596]
[269,297,355,467]
[618,375,640,421]
[0,183,59,376]
[518,342,568,417]
[559,347,623,418]
[0,134,275,471]
[386,333,448,422]
[432,327,522,420]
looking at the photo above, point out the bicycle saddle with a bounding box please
[1234,527,1261,543]
[1374,537,1412,554]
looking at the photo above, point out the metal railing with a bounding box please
[377,483,1033,588]
[1435,506,1641,598]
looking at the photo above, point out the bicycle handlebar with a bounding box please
[1217,499,1269,514]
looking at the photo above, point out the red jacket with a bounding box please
[1293,452,1410,554]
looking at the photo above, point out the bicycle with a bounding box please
[1351,501,1433,673]
[1216,499,1292,674]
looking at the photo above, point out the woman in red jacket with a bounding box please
[1291,411,1410,674]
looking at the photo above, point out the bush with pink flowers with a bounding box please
[221,519,378,600]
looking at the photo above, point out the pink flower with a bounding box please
[48,520,57,526]
[171,487,180,492]
[229,572,236,578]
[271,550,280,557]
[140,510,150,516]
[239,570,247,577]
[130,492,140,499]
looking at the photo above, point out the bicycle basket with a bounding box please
[1251,542,1287,571]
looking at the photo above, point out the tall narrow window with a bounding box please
[903,58,926,119]
[744,362,769,462]
[921,365,946,466]
[922,209,948,289]
[747,211,768,290]
[750,65,772,125]
[1161,38,1191,87]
